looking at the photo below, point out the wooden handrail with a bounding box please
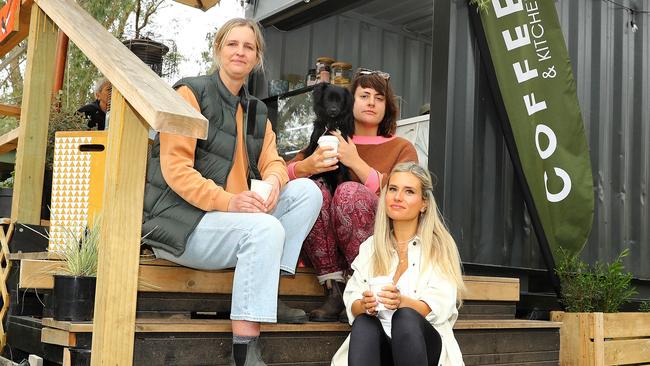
[33,0,208,139]
[0,128,19,154]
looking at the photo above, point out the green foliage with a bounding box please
[0,116,18,136]
[469,0,490,13]
[46,95,87,170]
[640,301,650,312]
[556,248,637,313]
[0,170,14,189]
[60,220,101,277]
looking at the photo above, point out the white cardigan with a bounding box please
[331,235,465,366]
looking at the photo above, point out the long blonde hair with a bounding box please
[212,18,265,72]
[371,162,465,303]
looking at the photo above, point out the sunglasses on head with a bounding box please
[355,68,391,81]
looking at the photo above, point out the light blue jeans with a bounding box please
[153,178,322,323]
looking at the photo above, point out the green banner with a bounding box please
[471,0,594,260]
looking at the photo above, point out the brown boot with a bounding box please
[309,279,346,322]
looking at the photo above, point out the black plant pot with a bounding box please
[0,188,11,218]
[53,275,96,321]
[0,169,52,220]
[123,38,169,77]
[69,347,91,366]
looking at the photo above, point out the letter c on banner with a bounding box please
[544,168,571,203]
[535,124,557,159]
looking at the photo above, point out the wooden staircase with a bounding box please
[4,252,561,365]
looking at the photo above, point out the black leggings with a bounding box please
[348,307,442,366]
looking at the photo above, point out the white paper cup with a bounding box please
[317,135,339,164]
[250,179,272,201]
[369,276,393,311]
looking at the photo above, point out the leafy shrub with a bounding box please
[555,248,637,313]
[640,301,650,312]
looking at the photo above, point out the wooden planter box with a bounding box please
[551,311,650,365]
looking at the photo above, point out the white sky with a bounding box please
[155,0,244,78]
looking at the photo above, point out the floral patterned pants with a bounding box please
[302,180,378,276]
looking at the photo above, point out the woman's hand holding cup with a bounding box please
[377,284,401,310]
[360,290,379,316]
[301,145,339,175]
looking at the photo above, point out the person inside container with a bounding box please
[141,18,322,366]
[287,69,418,322]
[77,77,111,130]
[334,161,465,366]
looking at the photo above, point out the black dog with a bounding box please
[302,83,355,195]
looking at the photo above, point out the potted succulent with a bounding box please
[52,221,100,322]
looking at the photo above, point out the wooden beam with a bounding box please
[33,0,207,139]
[19,259,325,296]
[11,4,57,225]
[19,258,521,301]
[91,90,149,366]
[0,2,32,59]
[40,317,560,337]
[0,128,19,154]
[0,104,21,117]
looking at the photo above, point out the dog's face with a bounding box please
[312,83,353,130]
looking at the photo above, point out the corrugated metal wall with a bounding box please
[261,13,432,118]
[442,0,650,278]
[260,0,650,279]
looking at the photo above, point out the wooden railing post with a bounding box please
[91,89,149,365]
[12,4,57,224]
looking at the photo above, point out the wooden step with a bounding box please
[15,254,520,301]
[39,317,559,338]
[27,316,559,366]
[36,319,561,365]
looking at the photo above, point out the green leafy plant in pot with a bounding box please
[555,247,636,313]
[53,221,100,322]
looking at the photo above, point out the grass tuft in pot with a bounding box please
[60,221,101,277]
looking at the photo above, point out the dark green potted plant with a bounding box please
[52,221,100,322]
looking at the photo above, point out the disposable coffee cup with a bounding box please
[369,276,393,311]
[317,135,339,164]
[250,179,272,201]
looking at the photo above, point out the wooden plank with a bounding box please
[592,312,604,366]
[0,2,32,59]
[41,318,560,335]
[0,223,14,349]
[464,278,519,302]
[19,259,324,296]
[41,326,76,346]
[91,90,149,365]
[454,319,561,330]
[0,128,19,154]
[11,4,57,225]
[0,105,20,118]
[557,312,595,366]
[602,312,650,338]
[33,0,207,139]
[603,338,650,365]
[19,258,520,300]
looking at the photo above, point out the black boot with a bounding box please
[229,338,267,366]
[309,279,346,322]
[277,299,308,324]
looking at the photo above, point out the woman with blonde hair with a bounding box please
[333,162,465,365]
[142,18,321,366]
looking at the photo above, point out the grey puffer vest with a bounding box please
[141,73,267,256]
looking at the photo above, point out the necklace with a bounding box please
[393,234,416,264]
